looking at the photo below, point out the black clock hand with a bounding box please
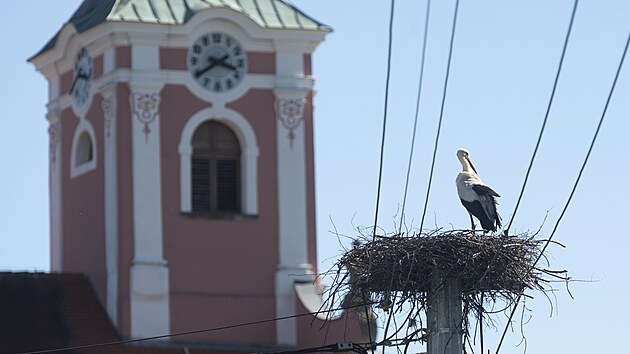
[194,61,218,78]
[70,76,78,94]
[216,56,237,71]
[69,71,90,93]
[194,54,230,78]
[70,76,82,94]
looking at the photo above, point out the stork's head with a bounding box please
[456,148,469,159]
[456,148,477,174]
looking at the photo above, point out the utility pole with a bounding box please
[427,275,463,354]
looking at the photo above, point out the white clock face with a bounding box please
[188,32,247,92]
[72,48,92,108]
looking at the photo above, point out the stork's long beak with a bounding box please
[466,156,478,174]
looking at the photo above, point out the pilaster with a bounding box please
[47,109,62,272]
[128,79,169,339]
[273,87,313,346]
[102,83,118,326]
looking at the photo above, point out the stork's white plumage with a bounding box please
[456,148,502,232]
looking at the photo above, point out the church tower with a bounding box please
[29,0,366,348]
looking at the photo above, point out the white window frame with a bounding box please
[179,107,259,215]
[70,120,97,178]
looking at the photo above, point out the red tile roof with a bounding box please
[0,272,118,354]
[0,272,280,354]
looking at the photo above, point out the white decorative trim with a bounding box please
[47,70,314,113]
[273,86,311,345]
[70,119,97,178]
[275,51,305,77]
[131,92,160,143]
[48,123,60,167]
[47,117,62,272]
[103,47,116,75]
[131,44,160,70]
[130,261,170,339]
[275,97,306,149]
[128,88,170,339]
[102,97,113,139]
[48,75,61,103]
[102,86,118,326]
[273,102,308,265]
[178,105,259,215]
[275,266,315,346]
[186,9,275,50]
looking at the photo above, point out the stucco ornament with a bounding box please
[48,124,59,166]
[275,97,306,148]
[131,92,160,142]
[101,97,113,139]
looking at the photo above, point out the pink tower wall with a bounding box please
[161,87,279,343]
[60,100,107,307]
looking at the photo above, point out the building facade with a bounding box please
[29,0,367,349]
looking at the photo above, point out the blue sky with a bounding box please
[1,1,629,353]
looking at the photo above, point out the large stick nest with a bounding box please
[342,231,541,294]
[323,230,568,348]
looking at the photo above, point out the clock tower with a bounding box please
[29,0,368,349]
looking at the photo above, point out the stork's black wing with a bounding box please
[469,184,502,231]
[472,184,500,197]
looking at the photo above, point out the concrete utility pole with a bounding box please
[427,276,463,354]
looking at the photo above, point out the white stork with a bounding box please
[456,148,502,232]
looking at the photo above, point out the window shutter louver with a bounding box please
[217,159,239,212]
[190,121,241,214]
[191,157,212,212]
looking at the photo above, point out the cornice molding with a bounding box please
[30,5,328,79]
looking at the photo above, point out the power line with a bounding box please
[399,0,432,234]
[536,35,629,263]
[495,26,629,354]
[419,0,461,231]
[504,0,579,235]
[367,3,397,348]
[372,0,397,240]
[262,341,369,354]
[19,303,374,354]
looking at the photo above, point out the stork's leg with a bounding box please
[469,213,476,231]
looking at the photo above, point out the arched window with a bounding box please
[75,131,93,166]
[191,121,241,213]
[70,123,97,178]
[179,107,259,215]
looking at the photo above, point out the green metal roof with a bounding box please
[33,0,330,58]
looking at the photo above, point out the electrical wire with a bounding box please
[366,0,397,345]
[419,0,461,231]
[399,0,432,234]
[372,0,397,240]
[495,27,629,354]
[504,0,579,235]
[18,302,375,354]
[535,40,629,260]
[262,341,369,354]
[368,1,399,348]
